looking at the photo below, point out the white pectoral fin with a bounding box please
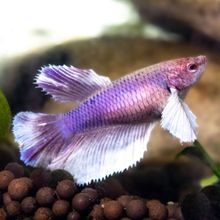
[161,88,198,143]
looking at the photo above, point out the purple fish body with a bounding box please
[13,55,207,184]
[63,66,169,134]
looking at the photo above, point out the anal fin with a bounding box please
[48,123,155,185]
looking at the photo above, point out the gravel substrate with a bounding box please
[0,162,219,219]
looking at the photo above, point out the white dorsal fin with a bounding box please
[161,88,197,143]
[35,65,111,103]
[48,122,155,185]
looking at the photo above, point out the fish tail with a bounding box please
[13,112,71,167]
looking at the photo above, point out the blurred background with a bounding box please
[0,0,220,164]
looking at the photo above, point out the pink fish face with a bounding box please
[165,55,207,91]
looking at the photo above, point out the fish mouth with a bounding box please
[195,55,207,81]
[197,55,207,65]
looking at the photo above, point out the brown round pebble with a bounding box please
[81,187,98,202]
[167,202,183,219]
[126,199,147,219]
[67,210,81,220]
[3,192,12,206]
[181,192,213,220]
[72,193,91,212]
[5,162,24,178]
[147,200,168,220]
[100,197,112,208]
[52,200,70,217]
[0,170,14,190]
[88,204,104,220]
[5,201,21,217]
[36,187,55,206]
[56,179,77,199]
[117,195,132,208]
[21,196,37,214]
[34,207,54,220]
[51,169,73,187]
[0,208,7,219]
[30,168,52,190]
[20,177,33,189]
[201,185,220,202]
[103,200,124,220]
[8,178,30,200]
[202,185,220,218]
[23,217,34,220]
[0,191,2,205]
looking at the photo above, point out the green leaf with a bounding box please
[200,175,218,188]
[0,89,11,140]
[176,141,220,180]
[176,146,209,166]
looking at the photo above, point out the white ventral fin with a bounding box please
[35,65,112,103]
[161,88,198,143]
[48,123,155,185]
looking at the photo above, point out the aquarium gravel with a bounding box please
[0,162,219,219]
[0,162,186,219]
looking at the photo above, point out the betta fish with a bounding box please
[13,55,207,184]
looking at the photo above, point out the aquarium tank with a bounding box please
[0,0,220,219]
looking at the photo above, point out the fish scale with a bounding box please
[69,71,167,132]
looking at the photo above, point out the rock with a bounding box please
[0,170,15,190]
[202,185,220,218]
[21,196,37,214]
[56,179,77,199]
[34,207,54,220]
[88,204,104,220]
[81,188,99,203]
[103,200,124,220]
[147,199,168,220]
[67,210,81,220]
[132,0,220,42]
[72,193,92,213]
[117,195,132,208]
[5,201,21,217]
[36,187,55,206]
[126,199,148,219]
[8,178,32,200]
[4,162,24,178]
[181,192,214,220]
[30,168,52,190]
[52,200,70,217]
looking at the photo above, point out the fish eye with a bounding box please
[187,63,198,72]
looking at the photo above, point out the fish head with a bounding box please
[165,55,207,91]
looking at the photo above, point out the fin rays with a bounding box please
[36,65,111,103]
[13,112,70,167]
[161,88,197,143]
[48,123,155,185]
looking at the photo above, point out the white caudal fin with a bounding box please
[161,88,198,143]
[13,112,71,167]
[48,122,155,185]
[35,65,111,103]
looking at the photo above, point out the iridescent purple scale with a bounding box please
[63,68,169,134]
